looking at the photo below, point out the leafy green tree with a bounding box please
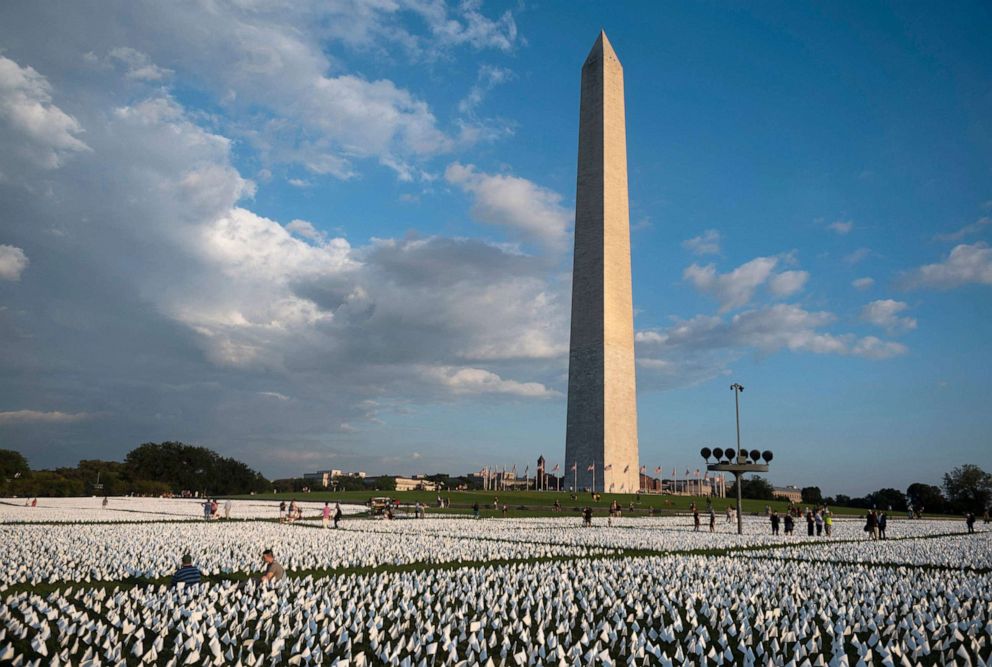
[124,442,269,495]
[943,464,992,513]
[906,482,946,514]
[333,476,366,491]
[801,486,823,504]
[0,449,30,480]
[728,476,775,500]
[867,488,907,511]
[374,476,397,491]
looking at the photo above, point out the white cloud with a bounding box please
[683,255,808,311]
[407,1,518,53]
[768,270,809,297]
[852,277,875,290]
[458,64,514,113]
[843,247,872,265]
[860,299,917,333]
[286,219,326,244]
[933,217,990,242]
[828,220,853,235]
[904,242,992,289]
[425,366,558,398]
[445,162,571,251]
[635,303,908,389]
[682,229,721,256]
[0,410,93,425]
[108,47,173,81]
[850,336,908,360]
[0,55,89,172]
[0,244,29,281]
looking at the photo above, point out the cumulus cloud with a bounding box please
[933,217,990,242]
[635,303,907,390]
[682,229,721,256]
[445,162,571,251]
[0,62,567,475]
[852,277,875,290]
[286,219,327,244]
[1,2,519,184]
[683,255,808,311]
[0,55,89,172]
[0,245,29,281]
[0,410,93,425]
[903,242,992,289]
[860,299,917,334]
[828,220,853,235]
[424,366,558,398]
[768,270,809,297]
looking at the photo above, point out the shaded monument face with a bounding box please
[565,32,639,493]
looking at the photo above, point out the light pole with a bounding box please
[699,383,774,535]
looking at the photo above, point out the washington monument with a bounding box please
[565,31,640,493]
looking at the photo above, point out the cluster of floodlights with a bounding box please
[700,447,774,465]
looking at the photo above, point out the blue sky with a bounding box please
[0,2,989,495]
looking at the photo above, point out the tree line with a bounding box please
[0,442,270,497]
[729,464,991,515]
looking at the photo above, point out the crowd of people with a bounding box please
[201,498,232,520]
[767,506,835,537]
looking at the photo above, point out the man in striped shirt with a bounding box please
[170,554,202,587]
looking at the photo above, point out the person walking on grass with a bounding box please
[472,502,480,519]
[966,512,976,534]
[815,510,824,537]
[878,511,888,539]
[824,510,833,537]
[279,501,286,523]
[806,509,815,537]
[783,513,794,536]
[693,508,700,532]
[770,511,780,536]
[708,507,715,533]
[334,502,342,528]
[224,499,232,520]
[322,502,331,529]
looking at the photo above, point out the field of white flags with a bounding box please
[0,498,989,666]
[0,497,366,524]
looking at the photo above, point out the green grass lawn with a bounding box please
[221,489,959,520]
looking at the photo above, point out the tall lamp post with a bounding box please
[699,383,774,535]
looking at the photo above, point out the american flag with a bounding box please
[571,463,577,472]
[604,464,613,471]
[654,466,661,474]
[640,465,646,473]
[586,464,594,471]
[552,464,560,472]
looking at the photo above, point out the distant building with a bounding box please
[303,469,366,488]
[639,473,662,492]
[394,476,438,492]
[775,486,802,503]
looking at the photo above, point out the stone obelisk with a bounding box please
[565,31,639,494]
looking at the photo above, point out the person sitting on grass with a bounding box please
[260,549,285,584]
[170,554,202,588]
